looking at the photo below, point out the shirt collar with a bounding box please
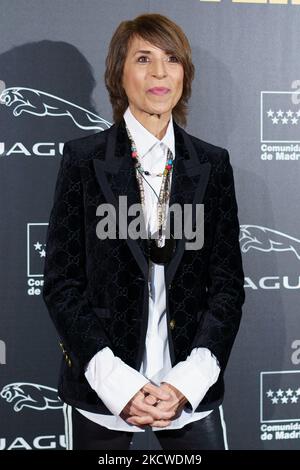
[123,105,175,159]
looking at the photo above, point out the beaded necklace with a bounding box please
[125,123,176,264]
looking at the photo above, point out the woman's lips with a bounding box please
[148,87,170,95]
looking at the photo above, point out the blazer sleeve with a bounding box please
[42,142,112,372]
[189,149,245,371]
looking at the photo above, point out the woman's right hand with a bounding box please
[119,382,173,428]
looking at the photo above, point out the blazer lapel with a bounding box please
[165,121,211,286]
[92,117,211,283]
[92,118,149,278]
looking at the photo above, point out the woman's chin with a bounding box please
[144,102,172,116]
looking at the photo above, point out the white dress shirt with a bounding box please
[76,106,220,432]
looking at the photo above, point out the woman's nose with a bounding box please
[150,58,168,77]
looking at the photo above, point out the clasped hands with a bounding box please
[120,382,188,428]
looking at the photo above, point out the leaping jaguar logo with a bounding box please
[0,382,63,412]
[0,87,111,131]
[239,225,300,261]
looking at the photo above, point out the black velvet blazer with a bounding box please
[42,117,245,414]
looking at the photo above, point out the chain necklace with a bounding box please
[125,123,176,264]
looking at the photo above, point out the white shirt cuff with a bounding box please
[160,347,220,413]
[84,347,149,416]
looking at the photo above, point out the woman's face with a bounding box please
[122,36,184,119]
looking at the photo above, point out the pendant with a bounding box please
[148,233,176,265]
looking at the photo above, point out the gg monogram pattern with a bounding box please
[43,118,245,414]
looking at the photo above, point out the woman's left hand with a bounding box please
[143,382,188,427]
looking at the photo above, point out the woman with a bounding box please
[43,13,245,450]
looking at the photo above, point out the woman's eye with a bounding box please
[169,55,179,63]
[137,56,149,63]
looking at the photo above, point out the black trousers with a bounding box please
[66,405,227,450]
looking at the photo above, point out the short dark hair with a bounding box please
[104,13,195,127]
